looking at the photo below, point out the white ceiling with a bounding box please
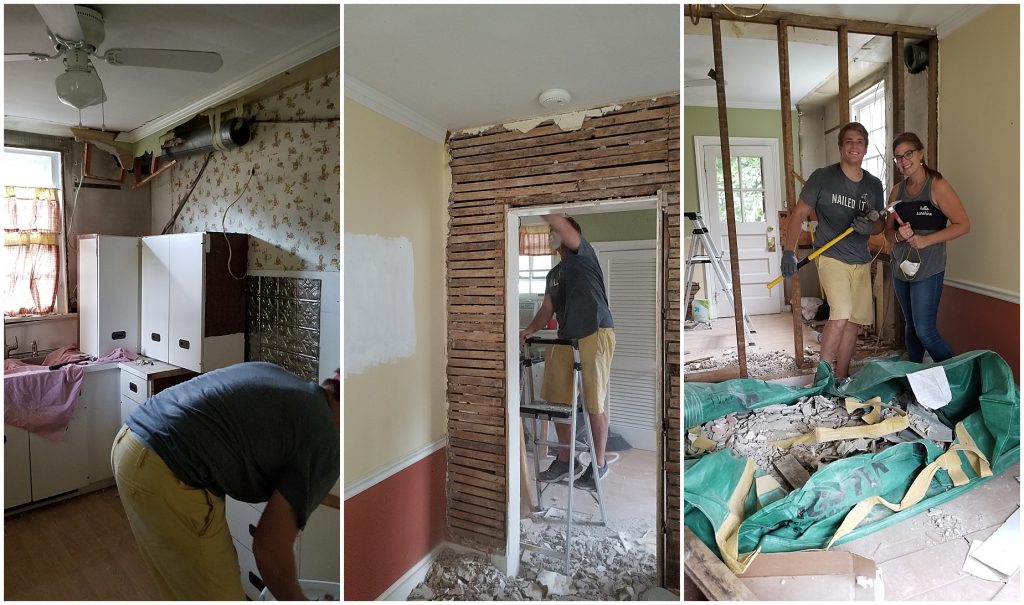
[684,4,988,109]
[344,5,679,137]
[4,4,340,141]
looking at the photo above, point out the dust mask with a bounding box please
[549,232,562,251]
[900,259,920,278]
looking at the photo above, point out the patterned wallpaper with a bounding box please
[156,71,341,271]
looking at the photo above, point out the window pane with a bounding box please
[714,158,724,188]
[532,279,546,294]
[741,191,765,223]
[519,279,530,294]
[535,256,551,270]
[519,256,529,270]
[717,191,728,223]
[739,157,763,190]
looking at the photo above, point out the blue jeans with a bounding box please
[893,271,954,363]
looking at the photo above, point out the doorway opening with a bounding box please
[504,195,663,592]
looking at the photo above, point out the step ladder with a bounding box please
[519,337,607,576]
[683,211,756,345]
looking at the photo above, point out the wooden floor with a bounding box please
[4,487,162,600]
[684,312,821,361]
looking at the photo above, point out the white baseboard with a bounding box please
[377,541,484,601]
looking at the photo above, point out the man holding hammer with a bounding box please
[781,122,884,385]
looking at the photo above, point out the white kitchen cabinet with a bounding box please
[141,235,172,362]
[83,364,121,484]
[117,360,196,424]
[4,424,32,508]
[140,232,248,373]
[29,403,90,502]
[79,235,140,358]
[299,503,340,582]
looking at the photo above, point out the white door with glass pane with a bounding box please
[694,137,782,317]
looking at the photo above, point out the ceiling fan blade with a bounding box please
[35,4,87,42]
[103,48,223,73]
[5,52,53,63]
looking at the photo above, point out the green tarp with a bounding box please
[684,350,1020,563]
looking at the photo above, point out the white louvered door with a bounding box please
[595,242,657,451]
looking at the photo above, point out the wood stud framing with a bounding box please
[445,95,680,589]
[777,20,804,369]
[838,26,850,125]
[892,32,906,137]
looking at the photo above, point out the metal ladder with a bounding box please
[519,337,607,576]
[683,211,756,345]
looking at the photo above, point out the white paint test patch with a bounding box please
[344,233,416,376]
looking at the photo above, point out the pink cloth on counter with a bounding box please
[4,362,85,442]
[41,346,90,366]
[97,347,140,363]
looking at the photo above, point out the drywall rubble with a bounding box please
[684,349,799,377]
[686,393,912,487]
[408,517,658,601]
[926,507,966,540]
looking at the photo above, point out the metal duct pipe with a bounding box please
[161,117,251,160]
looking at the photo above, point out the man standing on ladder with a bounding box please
[781,122,884,385]
[520,214,616,490]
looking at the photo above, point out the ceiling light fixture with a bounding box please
[538,88,571,109]
[54,49,105,109]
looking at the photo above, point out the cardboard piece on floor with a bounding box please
[962,539,1011,582]
[906,365,952,410]
[737,551,882,600]
[970,508,1020,576]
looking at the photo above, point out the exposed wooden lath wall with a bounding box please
[664,200,681,589]
[444,94,681,589]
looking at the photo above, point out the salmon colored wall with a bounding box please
[343,449,447,600]
[936,286,1019,382]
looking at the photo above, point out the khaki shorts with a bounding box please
[540,328,615,414]
[111,425,244,600]
[815,255,873,325]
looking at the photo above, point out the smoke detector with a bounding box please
[538,88,571,108]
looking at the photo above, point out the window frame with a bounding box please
[518,253,553,295]
[850,80,888,186]
[2,145,70,319]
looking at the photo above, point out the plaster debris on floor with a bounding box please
[408,516,658,601]
[684,349,800,377]
[686,391,949,488]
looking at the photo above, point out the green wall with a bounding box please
[682,106,800,213]
[575,210,656,242]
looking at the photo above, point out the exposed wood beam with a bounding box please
[683,5,935,38]
[928,37,939,167]
[838,26,850,125]
[683,526,759,600]
[712,13,748,378]
[777,21,804,369]
[892,32,906,140]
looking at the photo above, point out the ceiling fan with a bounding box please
[5,5,223,111]
[685,68,727,88]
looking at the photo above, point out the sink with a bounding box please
[7,355,48,365]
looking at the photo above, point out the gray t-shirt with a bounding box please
[545,235,614,340]
[799,163,885,264]
[891,176,948,282]
[127,362,339,528]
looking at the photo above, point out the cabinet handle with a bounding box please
[151,333,161,342]
[248,572,265,591]
[129,382,138,393]
[111,330,127,340]
[248,523,256,537]
[178,339,190,350]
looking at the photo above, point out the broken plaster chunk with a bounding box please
[536,570,574,596]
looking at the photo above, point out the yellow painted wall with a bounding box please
[343,98,448,486]
[938,5,1019,295]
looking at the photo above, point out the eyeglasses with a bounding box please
[893,149,918,164]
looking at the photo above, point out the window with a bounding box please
[2,148,66,317]
[850,81,887,185]
[715,156,766,224]
[519,254,552,294]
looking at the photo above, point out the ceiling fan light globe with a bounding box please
[55,68,104,109]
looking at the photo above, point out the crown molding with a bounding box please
[119,30,340,144]
[2,116,78,138]
[936,6,990,39]
[344,75,446,143]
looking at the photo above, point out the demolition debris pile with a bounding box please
[686,392,952,488]
[685,349,799,377]
[409,517,657,601]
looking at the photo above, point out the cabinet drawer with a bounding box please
[120,371,147,404]
[235,538,266,601]
[226,496,262,553]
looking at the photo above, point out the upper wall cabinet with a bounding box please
[79,235,140,358]
[140,232,248,373]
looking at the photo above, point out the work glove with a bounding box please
[781,250,797,277]
[851,214,876,235]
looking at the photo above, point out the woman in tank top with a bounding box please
[883,132,970,363]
